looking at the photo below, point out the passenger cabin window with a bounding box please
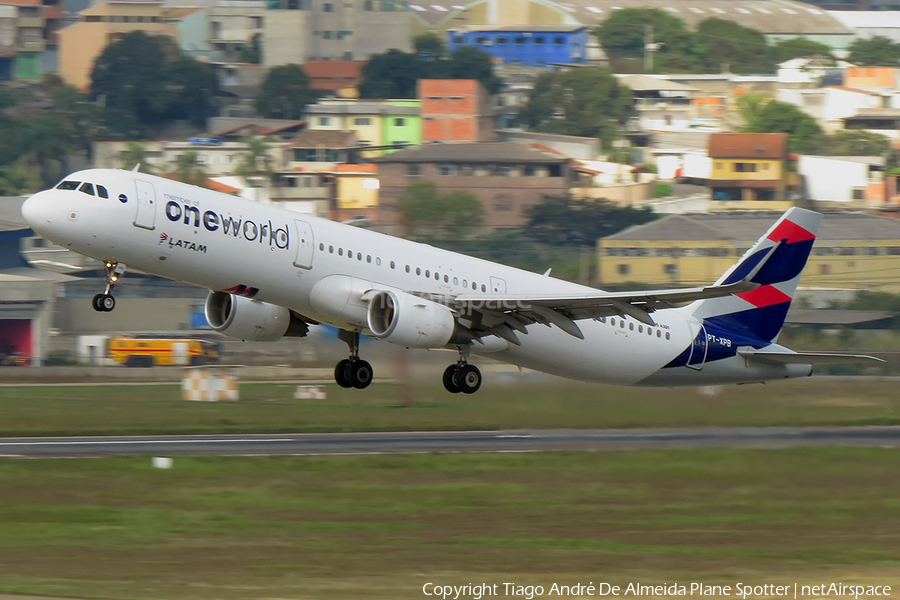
[57,180,80,190]
[79,183,95,196]
[97,185,109,199]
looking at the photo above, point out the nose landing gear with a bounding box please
[334,329,373,389]
[442,345,482,394]
[92,262,125,312]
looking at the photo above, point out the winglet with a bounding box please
[132,163,141,172]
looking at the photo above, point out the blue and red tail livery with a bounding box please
[696,207,821,343]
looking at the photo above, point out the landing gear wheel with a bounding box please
[442,364,461,394]
[347,359,373,389]
[457,364,482,395]
[334,359,354,388]
[92,293,115,312]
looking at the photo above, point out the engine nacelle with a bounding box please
[205,292,308,342]
[366,290,456,348]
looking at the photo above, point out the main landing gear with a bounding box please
[442,346,482,394]
[334,330,373,389]
[92,262,125,312]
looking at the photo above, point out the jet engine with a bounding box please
[205,291,309,342]
[366,290,456,348]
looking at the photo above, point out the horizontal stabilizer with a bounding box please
[738,350,885,365]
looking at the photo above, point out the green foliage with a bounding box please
[653,183,673,198]
[446,46,502,94]
[816,130,892,157]
[255,64,320,119]
[696,18,774,74]
[358,46,500,98]
[595,8,700,72]
[524,195,657,247]
[235,136,274,186]
[241,33,262,64]
[0,80,107,189]
[118,142,155,174]
[848,35,900,67]
[595,11,830,74]
[845,291,900,312]
[413,31,445,58]
[742,97,823,154]
[0,158,42,195]
[166,56,220,127]
[91,31,219,133]
[396,181,484,240]
[358,49,422,98]
[518,68,632,138]
[169,151,207,186]
[774,38,835,64]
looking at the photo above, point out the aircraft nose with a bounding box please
[21,191,54,231]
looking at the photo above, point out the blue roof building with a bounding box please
[447,25,588,67]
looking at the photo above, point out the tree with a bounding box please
[118,142,155,174]
[0,159,41,196]
[358,50,423,99]
[91,31,220,132]
[695,18,775,74]
[167,56,220,127]
[774,38,835,64]
[518,68,632,138]
[744,99,823,154]
[595,8,700,72]
[848,36,900,67]
[255,64,320,119]
[241,33,262,64]
[170,151,207,186]
[524,196,656,247]
[395,181,484,240]
[235,136,274,186]
[447,46,502,94]
[358,46,502,98]
[413,31,445,59]
[737,92,771,130]
[816,130,892,156]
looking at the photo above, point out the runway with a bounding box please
[2,426,900,458]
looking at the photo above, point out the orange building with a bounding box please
[419,79,495,143]
[844,67,899,92]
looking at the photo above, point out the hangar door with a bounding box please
[0,318,32,366]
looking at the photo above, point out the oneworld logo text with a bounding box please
[164,200,290,250]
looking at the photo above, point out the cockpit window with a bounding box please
[97,185,109,199]
[79,183,95,196]
[56,181,80,191]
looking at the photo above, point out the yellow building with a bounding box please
[334,163,380,222]
[57,1,195,91]
[598,212,900,293]
[708,132,796,211]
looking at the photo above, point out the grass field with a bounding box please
[0,450,898,599]
[1,378,900,436]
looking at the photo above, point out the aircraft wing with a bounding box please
[446,278,758,344]
[738,351,885,365]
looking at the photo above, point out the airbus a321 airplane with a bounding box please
[21,168,881,393]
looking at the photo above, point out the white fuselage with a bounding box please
[22,169,809,386]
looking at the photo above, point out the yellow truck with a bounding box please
[108,336,221,367]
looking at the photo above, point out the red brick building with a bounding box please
[419,79,495,143]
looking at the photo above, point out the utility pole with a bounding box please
[644,24,661,73]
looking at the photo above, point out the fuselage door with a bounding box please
[293,219,315,269]
[686,323,709,371]
[134,179,157,230]
[490,276,507,294]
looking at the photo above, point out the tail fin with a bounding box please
[692,207,823,343]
